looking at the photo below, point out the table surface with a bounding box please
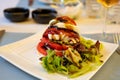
[0,0,120,80]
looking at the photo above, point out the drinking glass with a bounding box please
[50,0,83,19]
[97,0,119,39]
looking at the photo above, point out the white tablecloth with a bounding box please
[0,0,120,34]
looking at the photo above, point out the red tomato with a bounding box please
[55,50,63,57]
[43,27,60,38]
[37,37,49,55]
[47,41,68,50]
[37,42,47,55]
[40,37,49,43]
[43,27,79,39]
[37,37,68,56]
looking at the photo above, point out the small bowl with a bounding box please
[32,8,57,24]
[3,7,29,22]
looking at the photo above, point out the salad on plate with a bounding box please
[37,16,103,78]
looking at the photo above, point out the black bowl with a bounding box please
[32,8,57,24]
[3,7,29,22]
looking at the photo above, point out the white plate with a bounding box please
[0,31,118,80]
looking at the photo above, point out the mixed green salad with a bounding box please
[37,16,103,78]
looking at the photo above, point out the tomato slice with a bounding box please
[47,41,68,50]
[43,27,79,39]
[55,50,63,57]
[37,37,68,56]
[37,42,47,55]
[43,28,59,38]
[37,37,49,55]
[56,16,76,26]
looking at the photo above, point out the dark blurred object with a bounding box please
[28,0,34,6]
[32,8,57,24]
[0,30,5,42]
[3,7,29,22]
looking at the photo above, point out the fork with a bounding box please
[113,33,120,55]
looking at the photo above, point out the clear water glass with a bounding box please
[107,3,120,24]
[86,0,102,18]
[50,0,83,20]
